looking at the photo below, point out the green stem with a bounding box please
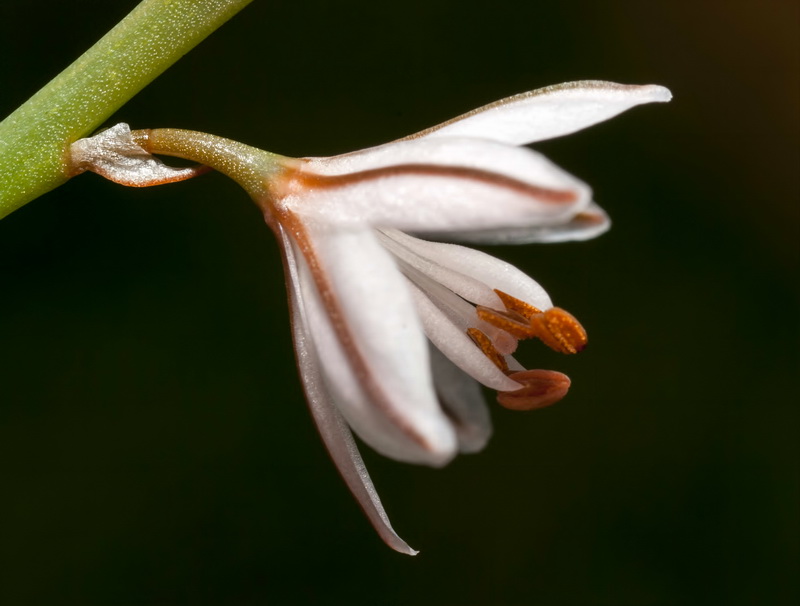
[131,128,288,202]
[0,0,253,219]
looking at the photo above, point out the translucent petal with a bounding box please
[289,223,457,466]
[408,81,672,145]
[406,280,520,392]
[428,345,493,454]
[380,229,553,311]
[281,227,417,555]
[426,202,611,244]
[378,229,500,309]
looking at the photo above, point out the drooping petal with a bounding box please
[281,227,418,555]
[428,202,611,245]
[280,137,590,232]
[379,229,553,311]
[285,219,457,466]
[428,345,493,454]
[406,81,672,145]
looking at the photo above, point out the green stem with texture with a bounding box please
[0,0,253,219]
[131,128,287,202]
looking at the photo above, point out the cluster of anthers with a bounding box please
[470,289,587,409]
[70,80,670,554]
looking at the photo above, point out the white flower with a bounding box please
[262,81,669,553]
[70,80,671,555]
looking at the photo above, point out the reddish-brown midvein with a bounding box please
[296,164,578,204]
[276,208,437,452]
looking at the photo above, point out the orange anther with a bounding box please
[467,328,509,373]
[496,369,571,411]
[493,289,542,319]
[529,307,588,354]
[476,290,588,355]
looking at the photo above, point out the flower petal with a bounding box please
[281,227,418,555]
[286,221,457,466]
[379,229,553,311]
[407,81,672,145]
[405,279,521,392]
[378,229,500,309]
[282,137,590,231]
[428,345,493,454]
[425,202,611,244]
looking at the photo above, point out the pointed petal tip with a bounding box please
[644,84,673,103]
[406,80,673,146]
[387,537,419,556]
[418,437,459,468]
[568,80,672,103]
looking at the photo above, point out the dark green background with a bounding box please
[1,1,797,604]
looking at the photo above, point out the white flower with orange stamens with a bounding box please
[71,80,671,554]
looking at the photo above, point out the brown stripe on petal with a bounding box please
[294,163,578,205]
[276,209,442,454]
[573,210,607,226]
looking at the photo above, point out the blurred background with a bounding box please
[1,1,797,604]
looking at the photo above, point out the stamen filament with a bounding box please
[467,328,509,373]
[476,305,536,339]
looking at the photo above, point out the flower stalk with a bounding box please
[131,128,287,201]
